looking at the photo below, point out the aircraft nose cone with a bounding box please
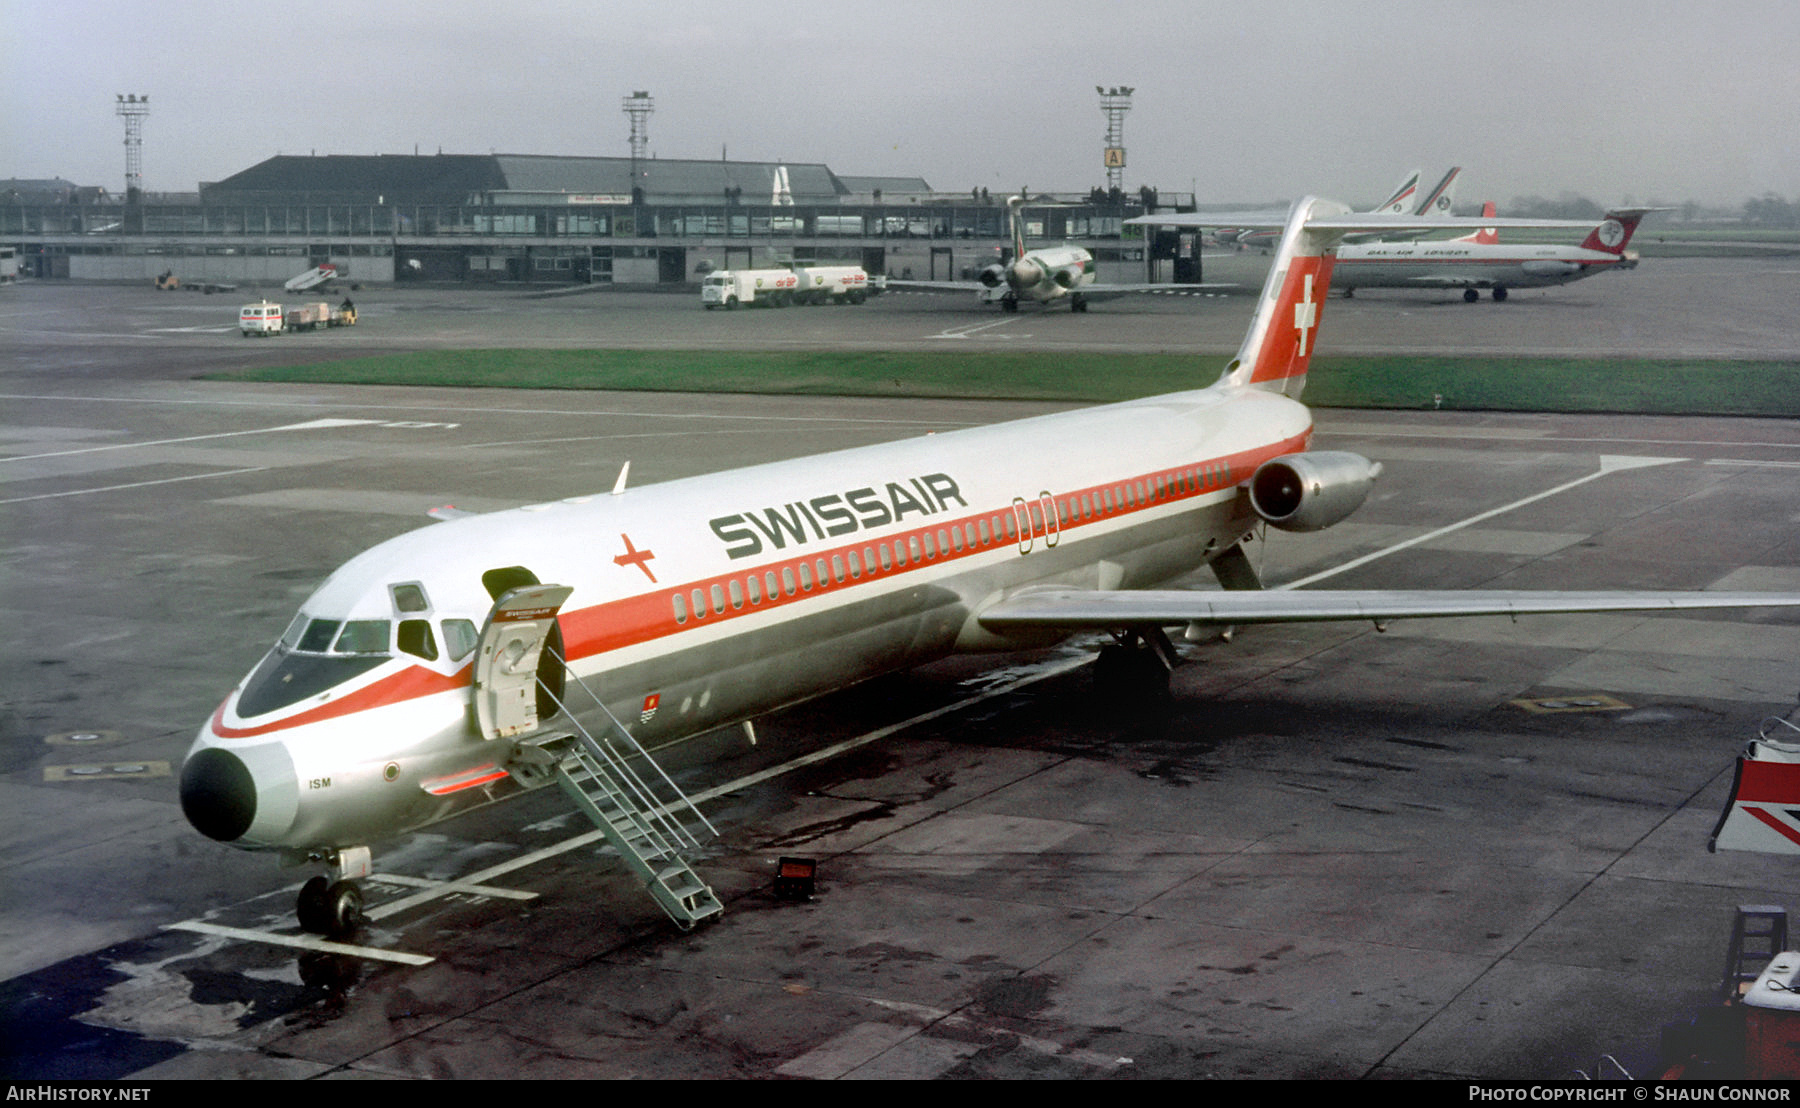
[180,747,257,842]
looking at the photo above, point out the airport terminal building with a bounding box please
[1,155,1198,288]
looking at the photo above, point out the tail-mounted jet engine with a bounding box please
[1248,451,1383,533]
[977,263,1009,289]
[1006,256,1044,291]
[1052,265,1084,289]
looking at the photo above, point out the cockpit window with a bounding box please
[398,619,438,661]
[392,583,429,613]
[442,619,478,662]
[333,620,391,655]
[297,619,341,653]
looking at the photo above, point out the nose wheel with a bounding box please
[297,876,365,938]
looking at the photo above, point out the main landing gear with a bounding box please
[1093,627,1177,707]
[294,845,370,938]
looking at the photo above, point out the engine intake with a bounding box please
[1248,451,1383,532]
[977,264,1008,289]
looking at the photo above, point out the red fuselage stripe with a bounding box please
[217,433,1309,738]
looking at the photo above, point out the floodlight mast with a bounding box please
[1087,85,1130,192]
[623,91,653,202]
[116,93,150,200]
[1097,86,1132,193]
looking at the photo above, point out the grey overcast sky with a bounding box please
[5,0,1796,209]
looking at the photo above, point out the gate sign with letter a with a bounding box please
[473,584,573,740]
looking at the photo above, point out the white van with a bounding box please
[238,301,285,336]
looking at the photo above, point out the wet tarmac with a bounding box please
[2,267,1797,1079]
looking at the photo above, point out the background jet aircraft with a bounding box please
[180,196,1800,939]
[1132,201,1654,302]
[1231,167,1463,250]
[884,193,1223,311]
[1331,205,1657,300]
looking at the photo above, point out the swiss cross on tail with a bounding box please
[1293,273,1319,357]
[1247,253,1334,388]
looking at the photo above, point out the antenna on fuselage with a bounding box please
[611,461,631,495]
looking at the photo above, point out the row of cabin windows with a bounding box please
[668,463,1233,625]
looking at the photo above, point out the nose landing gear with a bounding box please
[297,876,365,938]
[294,845,371,938]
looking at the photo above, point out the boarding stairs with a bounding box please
[530,665,723,931]
[1721,905,1789,1000]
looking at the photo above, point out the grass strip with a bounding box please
[211,349,1800,417]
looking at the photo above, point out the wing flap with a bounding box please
[977,587,1800,631]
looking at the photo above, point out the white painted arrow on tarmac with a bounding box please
[931,318,1027,340]
[0,418,385,463]
[1283,455,1686,589]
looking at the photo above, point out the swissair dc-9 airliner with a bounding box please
[179,197,1800,938]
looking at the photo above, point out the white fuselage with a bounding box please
[184,382,1312,855]
[987,245,1096,304]
[1331,240,1636,292]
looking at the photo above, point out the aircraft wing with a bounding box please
[977,587,1800,632]
[1128,212,1597,234]
[882,279,1239,299]
[883,279,983,293]
[1078,281,1239,299]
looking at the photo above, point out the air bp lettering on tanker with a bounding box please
[708,472,967,560]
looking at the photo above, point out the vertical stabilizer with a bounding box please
[1006,195,1029,262]
[1224,197,1349,399]
[1371,170,1421,215]
[1413,167,1462,216]
[1579,209,1651,255]
[1453,201,1499,244]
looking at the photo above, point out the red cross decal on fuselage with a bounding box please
[613,533,657,583]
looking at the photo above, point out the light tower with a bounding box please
[115,93,150,200]
[1096,85,1132,193]
[622,90,653,200]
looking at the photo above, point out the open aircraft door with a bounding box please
[472,583,574,741]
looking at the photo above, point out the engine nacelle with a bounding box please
[1247,451,1383,533]
[1052,265,1084,290]
[1007,257,1044,291]
[1522,259,1581,278]
[977,263,1008,289]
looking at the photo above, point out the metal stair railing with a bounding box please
[528,652,721,929]
[542,650,717,845]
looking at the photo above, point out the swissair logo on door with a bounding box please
[613,533,657,583]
